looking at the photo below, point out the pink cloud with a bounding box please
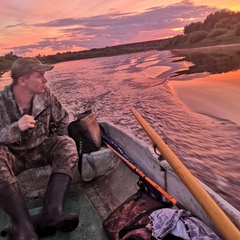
[1,1,220,56]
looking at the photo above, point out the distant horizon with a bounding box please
[2,37,171,59]
[2,0,240,57]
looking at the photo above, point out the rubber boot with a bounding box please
[36,173,79,236]
[0,181,38,240]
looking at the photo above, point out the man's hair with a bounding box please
[11,57,54,84]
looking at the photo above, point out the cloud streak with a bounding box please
[3,0,218,56]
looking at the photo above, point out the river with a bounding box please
[1,45,240,211]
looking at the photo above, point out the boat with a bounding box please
[0,121,239,240]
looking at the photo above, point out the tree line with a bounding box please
[167,10,240,48]
[0,52,18,74]
[184,10,240,34]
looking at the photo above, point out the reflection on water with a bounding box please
[0,47,239,212]
[140,66,171,78]
[171,44,240,76]
[136,60,159,68]
[169,70,240,125]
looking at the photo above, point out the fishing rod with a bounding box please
[101,129,185,210]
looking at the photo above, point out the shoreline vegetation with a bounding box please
[1,9,240,76]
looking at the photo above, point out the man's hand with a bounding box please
[18,115,36,131]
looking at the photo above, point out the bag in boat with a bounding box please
[102,189,181,240]
[68,110,102,176]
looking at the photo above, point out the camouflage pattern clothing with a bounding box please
[0,84,78,189]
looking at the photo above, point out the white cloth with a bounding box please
[146,208,221,240]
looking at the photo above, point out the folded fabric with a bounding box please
[146,208,221,240]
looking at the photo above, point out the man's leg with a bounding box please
[40,173,79,231]
[0,145,38,240]
[37,136,79,233]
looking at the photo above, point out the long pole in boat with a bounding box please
[131,107,240,240]
[104,143,185,209]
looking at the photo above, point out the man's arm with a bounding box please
[0,113,36,144]
[0,102,22,144]
[0,122,22,144]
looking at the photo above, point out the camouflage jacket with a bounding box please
[0,84,69,151]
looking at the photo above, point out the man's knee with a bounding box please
[0,145,18,190]
[0,145,10,154]
[49,136,78,178]
[54,136,78,157]
[0,145,14,162]
[59,135,77,149]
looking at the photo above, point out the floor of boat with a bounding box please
[80,159,139,221]
[0,187,108,240]
[0,159,139,240]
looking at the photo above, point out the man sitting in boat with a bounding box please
[0,57,79,239]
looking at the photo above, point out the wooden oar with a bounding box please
[131,107,240,240]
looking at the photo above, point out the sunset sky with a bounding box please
[1,0,240,57]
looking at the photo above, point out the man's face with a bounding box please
[23,71,47,94]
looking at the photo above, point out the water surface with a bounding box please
[1,46,240,211]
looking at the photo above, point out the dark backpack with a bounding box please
[68,110,102,173]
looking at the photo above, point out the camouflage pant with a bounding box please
[0,136,78,190]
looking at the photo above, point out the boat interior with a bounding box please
[0,144,141,240]
[0,123,239,239]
